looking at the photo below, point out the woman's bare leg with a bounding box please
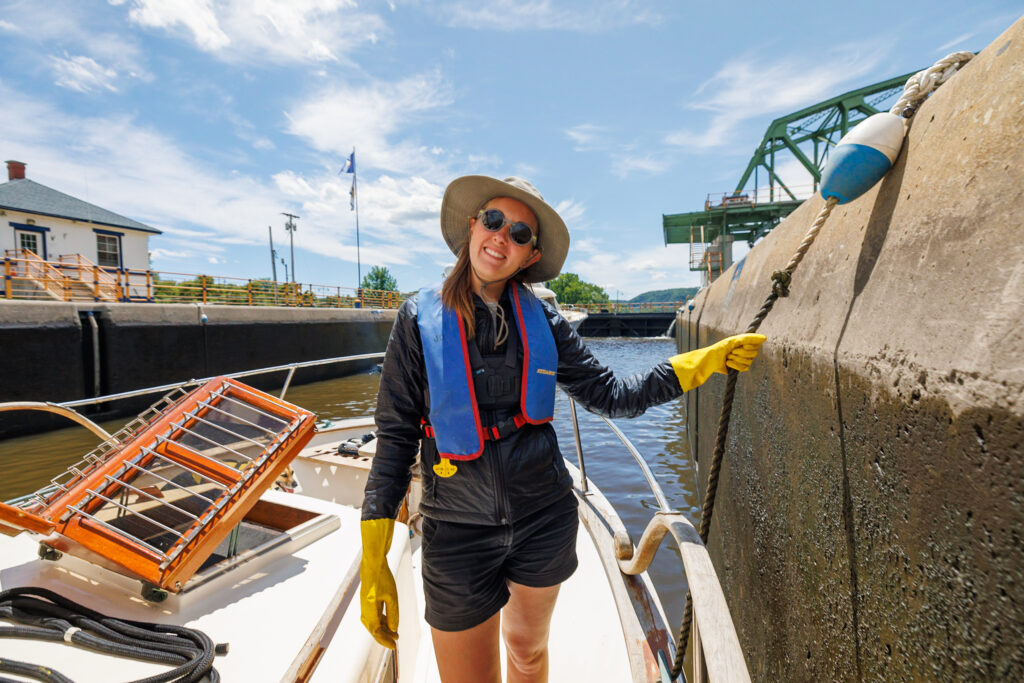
[502,581,561,683]
[431,612,501,683]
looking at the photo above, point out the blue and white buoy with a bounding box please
[819,112,906,204]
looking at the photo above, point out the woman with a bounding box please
[360,175,764,682]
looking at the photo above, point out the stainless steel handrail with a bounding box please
[563,393,672,512]
[57,352,385,408]
[0,402,113,440]
[597,412,672,512]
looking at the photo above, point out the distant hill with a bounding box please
[629,287,699,303]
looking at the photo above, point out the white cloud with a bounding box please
[565,124,672,178]
[510,162,540,180]
[665,45,889,151]
[80,33,153,83]
[273,171,319,199]
[51,54,120,93]
[432,0,661,32]
[155,226,222,240]
[567,243,701,298]
[936,32,976,52]
[121,0,386,64]
[0,2,152,87]
[565,124,606,150]
[467,153,502,168]
[611,153,671,177]
[148,247,191,260]
[126,0,230,50]
[549,188,702,298]
[554,199,586,226]
[285,71,454,175]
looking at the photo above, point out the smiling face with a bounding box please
[467,196,541,299]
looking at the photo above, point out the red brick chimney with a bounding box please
[6,160,26,180]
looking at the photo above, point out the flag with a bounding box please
[349,177,356,211]
[340,150,355,174]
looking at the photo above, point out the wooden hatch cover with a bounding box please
[0,377,316,594]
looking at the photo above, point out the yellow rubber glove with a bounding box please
[669,333,767,392]
[360,518,399,649]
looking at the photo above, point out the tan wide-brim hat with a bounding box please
[440,175,569,284]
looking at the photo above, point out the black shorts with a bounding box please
[421,492,579,632]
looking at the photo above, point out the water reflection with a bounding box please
[0,337,696,628]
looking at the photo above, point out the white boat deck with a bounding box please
[0,491,370,682]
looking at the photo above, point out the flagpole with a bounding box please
[353,148,361,290]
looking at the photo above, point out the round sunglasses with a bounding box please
[476,209,538,247]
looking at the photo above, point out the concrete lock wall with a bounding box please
[0,301,396,437]
[0,300,87,435]
[677,20,1023,681]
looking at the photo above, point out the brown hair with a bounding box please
[440,245,534,341]
[440,246,477,337]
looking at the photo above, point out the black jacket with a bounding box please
[361,288,683,526]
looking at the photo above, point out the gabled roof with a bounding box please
[0,179,161,234]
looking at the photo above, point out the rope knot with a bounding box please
[771,269,792,297]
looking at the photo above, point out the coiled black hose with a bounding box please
[0,586,225,683]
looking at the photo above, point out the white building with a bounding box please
[0,160,160,279]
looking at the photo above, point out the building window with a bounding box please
[18,232,40,255]
[97,234,120,268]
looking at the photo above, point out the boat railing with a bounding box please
[57,352,386,411]
[565,392,750,683]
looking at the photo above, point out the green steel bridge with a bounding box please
[663,70,918,278]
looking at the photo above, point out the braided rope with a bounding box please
[890,51,973,117]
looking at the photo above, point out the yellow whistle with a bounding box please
[433,458,458,478]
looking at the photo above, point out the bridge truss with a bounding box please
[663,70,917,277]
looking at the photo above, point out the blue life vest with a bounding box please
[417,281,557,460]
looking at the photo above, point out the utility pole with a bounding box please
[282,212,299,283]
[268,226,278,282]
[268,226,279,305]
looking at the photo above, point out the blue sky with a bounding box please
[1,1,1018,299]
